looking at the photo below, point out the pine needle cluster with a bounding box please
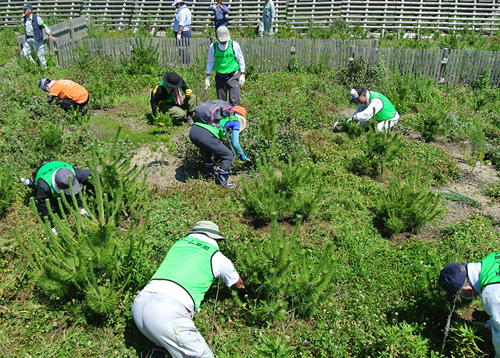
[362,124,402,177]
[235,217,336,324]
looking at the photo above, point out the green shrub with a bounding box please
[0,165,16,216]
[362,126,403,177]
[484,181,500,201]
[449,323,485,358]
[373,165,442,234]
[374,322,429,358]
[125,37,159,75]
[241,152,323,221]
[463,118,486,173]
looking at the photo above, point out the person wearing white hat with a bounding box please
[132,221,246,358]
[205,26,246,106]
[349,86,400,132]
[172,0,192,64]
[21,3,56,68]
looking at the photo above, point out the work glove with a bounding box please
[51,228,58,235]
[80,208,89,217]
[20,178,31,186]
[485,320,494,329]
[210,4,216,10]
[347,118,354,125]
[239,74,245,87]
[176,33,182,41]
[205,76,211,89]
[240,153,247,161]
[185,89,192,97]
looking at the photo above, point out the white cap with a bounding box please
[172,0,184,6]
[216,26,231,42]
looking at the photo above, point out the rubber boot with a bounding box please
[217,171,236,189]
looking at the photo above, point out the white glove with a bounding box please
[485,319,494,329]
[176,33,181,41]
[51,228,58,235]
[205,75,211,89]
[239,74,245,87]
[80,208,89,217]
[210,4,216,9]
[20,178,31,186]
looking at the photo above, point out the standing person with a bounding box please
[22,3,56,68]
[172,0,192,64]
[349,86,400,132]
[439,253,500,357]
[39,78,89,115]
[190,102,248,188]
[20,160,91,233]
[205,26,246,106]
[208,0,229,31]
[258,0,276,38]
[132,221,246,358]
[149,72,197,125]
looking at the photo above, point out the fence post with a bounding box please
[70,19,76,40]
[438,47,448,84]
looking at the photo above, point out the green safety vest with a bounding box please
[214,40,239,74]
[151,236,218,310]
[369,91,397,122]
[35,161,76,197]
[479,252,500,292]
[152,81,174,106]
[194,115,237,139]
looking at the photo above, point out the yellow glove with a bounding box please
[185,89,193,97]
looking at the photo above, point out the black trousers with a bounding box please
[59,97,89,113]
[189,124,233,173]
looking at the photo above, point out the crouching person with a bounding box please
[132,221,246,358]
[39,78,89,115]
[189,101,248,188]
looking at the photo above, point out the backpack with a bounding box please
[193,100,234,127]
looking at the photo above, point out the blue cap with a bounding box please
[22,3,33,9]
[39,78,51,92]
[439,263,468,302]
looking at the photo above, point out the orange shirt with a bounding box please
[49,80,88,104]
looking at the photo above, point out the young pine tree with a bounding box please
[362,124,402,177]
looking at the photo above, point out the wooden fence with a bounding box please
[52,36,500,86]
[2,0,500,32]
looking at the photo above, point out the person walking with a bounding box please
[208,0,229,31]
[258,0,276,38]
[172,0,192,64]
[149,72,197,125]
[190,102,248,188]
[132,221,246,358]
[22,3,56,68]
[39,78,89,115]
[205,26,246,106]
[21,160,91,233]
[439,253,500,357]
[349,86,400,132]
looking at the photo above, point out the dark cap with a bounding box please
[350,86,366,104]
[54,168,81,195]
[22,3,33,9]
[188,221,225,240]
[439,263,468,303]
[163,72,183,88]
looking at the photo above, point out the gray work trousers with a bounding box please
[215,70,240,106]
[22,38,47,68]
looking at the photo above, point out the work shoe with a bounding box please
[216,172,237,189]
[80,108,88,116]
[185,113,194,126]
[150,345,170,358]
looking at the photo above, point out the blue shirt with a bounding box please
[173,4,191,32]
[225,121,243,156]
[209,3,229,28]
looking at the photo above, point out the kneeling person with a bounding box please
[189,102,248,188]
[150,72,197,125]
[350,86,399,132]
[39,78,89,115]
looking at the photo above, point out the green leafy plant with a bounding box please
[463,118,486,174]
[439,190,481,208]
[362,124,403,177]
[256,335,297,358]
[235,217,336,324]
[241,152,323,221]
[374,322,429,358]
[0,165,16,216]
[449,323,485,358]
[484,181,500,201]
[373,164,442,234]
[125,37,159,75]
[39,121,63,153]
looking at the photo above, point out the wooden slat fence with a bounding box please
[2,0,500,32]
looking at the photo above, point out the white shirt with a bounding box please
[352,91,384,123]
[173,4,191,32]
[206,40,246,75]
[25,14,51,37]
[143,233,240,312]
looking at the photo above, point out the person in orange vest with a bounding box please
[39,78,89,115]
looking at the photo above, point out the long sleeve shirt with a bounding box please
[173,5,191,32]
[150,79,189,116]
[206,40,246,75]
[24,14,52,37]
[224,120,244,156]
[209,3,229,21]
[352,91,383,124]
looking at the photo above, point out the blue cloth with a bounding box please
[224,121,243,156]
[173,4,191,32]
[209,4,229,29]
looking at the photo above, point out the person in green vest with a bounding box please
[189,103,248,189]
[132,221,246,358]
[205,26,246,106]
[439,254,500,357]
[350,86,400,132]
[150,72,197,125]
[20,160,91,233]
